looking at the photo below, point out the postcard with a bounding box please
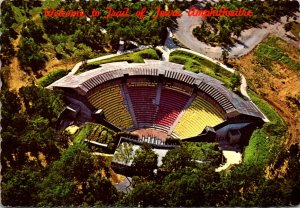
[1,0,299,206]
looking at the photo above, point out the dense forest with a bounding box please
[1,0,300,206]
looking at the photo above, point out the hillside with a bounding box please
[230,36,300,146]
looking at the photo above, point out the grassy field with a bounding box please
[255,36,300,72]
[243,90,287,166]
[77,48,160,74]
[169,50,233,88]
[87,48,160,65]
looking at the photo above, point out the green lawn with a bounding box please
[77,48,160,74]
[87,48,160,65]
[243,90,287,166]
[169,50,233,88]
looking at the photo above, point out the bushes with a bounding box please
[37,68,68,87]
[74,123,94,143]
[230,72,241,90]
[74,122,116,152]
[18,37,46,72]
[255,36,300,71]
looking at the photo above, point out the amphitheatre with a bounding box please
[50,59,266,150]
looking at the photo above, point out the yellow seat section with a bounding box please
[87,85,133,130]
[173,96,225,138]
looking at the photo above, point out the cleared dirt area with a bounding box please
[230,37,300,146]
[7,34,31,91]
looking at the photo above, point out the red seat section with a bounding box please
[155,87,190,128]
[127,86,157,127]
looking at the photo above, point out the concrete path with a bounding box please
[216,150,242,172]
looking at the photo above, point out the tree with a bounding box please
[121,182,164,207]
[73,43,93,60]
[222,49,229,64]
[132,143,158,180]
[193,22,211,43]
[230,72,241,90]
[38,143,100,206]
[113,142,135,191]
[284,22,293,32]
[162,168,205,207]
[83,176,120,206]
[18,37,46,71]
[161,146,193,172]
[114,142,135,166]
[1,86,66,170]
[38,172,78,206]
[185,142,223,167]
[21,20,46,44]
[1,168,41,206]
[0,90,21,128]
[0,1,17,66]
[19,86,65,123]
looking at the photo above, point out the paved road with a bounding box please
[174,12,223,59]
[174,12,300,59]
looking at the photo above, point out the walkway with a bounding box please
[216,150,242,172]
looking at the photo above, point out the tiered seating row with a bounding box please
[88,85,133,129]
[127,86,157,127]
[165,70,196,85]
[198,82,235,112]
[173,96,225,138]
[82,71,123,91]
[87,83,226,137]
[155,88,190,128]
